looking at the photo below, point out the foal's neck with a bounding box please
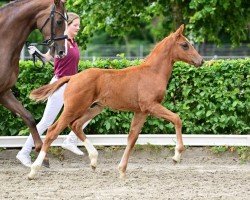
[144,37,175,81]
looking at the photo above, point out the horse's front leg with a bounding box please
[149,103,185,163]
[118,112,147,179]
[0,90,43,151]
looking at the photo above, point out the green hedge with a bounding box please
[0,58,249,136]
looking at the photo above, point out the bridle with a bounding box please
[26,3,68,67]
[40,4,68,47]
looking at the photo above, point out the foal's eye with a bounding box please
[180,42,189,50]
[57,20,63,26]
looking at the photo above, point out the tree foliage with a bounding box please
[66,0,250,46]
[0,1,8,7]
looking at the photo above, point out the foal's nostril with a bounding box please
[201,59,205,65]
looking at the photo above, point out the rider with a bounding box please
[16,12,90,167]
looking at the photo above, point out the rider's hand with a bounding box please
[27,46,43,56]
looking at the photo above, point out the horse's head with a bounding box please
[37,0,68,58]
[171,25,204,67]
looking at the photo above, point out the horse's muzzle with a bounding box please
[58,50,66,58]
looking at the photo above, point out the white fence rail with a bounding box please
[20,43,250,60]
[0,135,249,148]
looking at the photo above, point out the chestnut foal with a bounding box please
[28,25,203,179]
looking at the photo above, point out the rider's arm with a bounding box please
[28,46,52,62]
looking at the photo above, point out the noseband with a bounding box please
[40,4,68,47]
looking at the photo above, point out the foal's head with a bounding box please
[37,0,68,58]
[171,25,204,67]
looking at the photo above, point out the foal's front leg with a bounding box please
[149,103,185,163]
[118,112,147,178]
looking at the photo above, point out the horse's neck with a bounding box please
[2,0,50,50]
[144,39,175,82]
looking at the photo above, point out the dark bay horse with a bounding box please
[28,25,204,179]
[0,0,67,152]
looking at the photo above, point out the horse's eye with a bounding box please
[57,20,63,26]
[180,42,189,50]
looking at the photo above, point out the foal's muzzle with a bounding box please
[192,57,204,67]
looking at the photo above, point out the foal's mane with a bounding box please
[144,32,174,63]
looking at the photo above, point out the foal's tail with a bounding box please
[30,76,71,102]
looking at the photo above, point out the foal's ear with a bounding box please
[174,24,185,38]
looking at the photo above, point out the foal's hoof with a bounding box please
[91,165,96,171]
[89,152,98,171]
[28,165,40,180]
[119,172,126,179]
[172,158,181,165]
[172,152,182,163]
[42,157,50,168]
[118,166,126,179]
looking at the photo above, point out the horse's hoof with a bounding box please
[42,157,50,168]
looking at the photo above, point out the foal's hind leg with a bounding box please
[118,112,147,178]
[149,103,184,163]
[0,90,42,151]
[69,105,104,170]
[28,113,73,180]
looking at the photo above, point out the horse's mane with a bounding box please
[0,0,30,12]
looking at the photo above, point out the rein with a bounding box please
[25,41,54,68]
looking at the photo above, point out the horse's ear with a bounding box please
[54,0,59,5]
[54,0,66,5]
[174,24,185,38]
